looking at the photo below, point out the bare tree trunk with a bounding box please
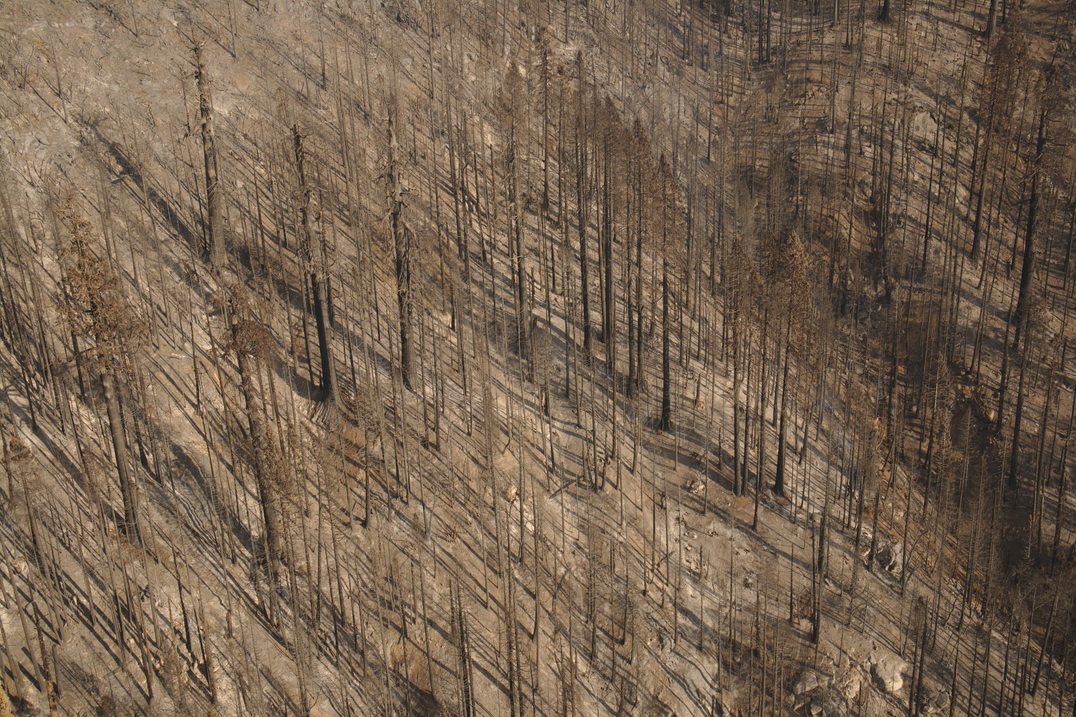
[291,125,338,403]
[102,370,141,545]
[575,54,592,359]
[985,0,998,36]
[387,101,413,389]
[659,257,671,432]
[1011,105,1047,358]
[231,309,285,574]
[774,318,791,497]
[195,44,225,269]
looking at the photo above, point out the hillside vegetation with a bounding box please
[0,0,1073,714]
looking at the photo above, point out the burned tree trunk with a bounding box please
[102,370,142,544]
[102,371,139,541]
[500,65,531,364]
[387,101,413,390]
[660,256,672,432]
[195,44,226,270]
[773,325,790,497]
[1011,104,1048,358]
[229,300,286,574]
[292,124,338,404]
[575,54,593,360]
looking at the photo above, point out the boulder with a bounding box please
[808,688,848,717]
[833,667,863,703]
[874,541,904,576]
[870,649,910,695]
[684,477,705,495]
[910,109,939,149]
[856,530,874,560]
[919,685,950,715]
[794,669,828,696]
[711,690,736,716]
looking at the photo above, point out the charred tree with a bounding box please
[291,124,338,404]
[195,43,226,270]
[387,99,414,390]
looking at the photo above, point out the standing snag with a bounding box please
[0,2,1071,715]
[291,123,339,405]
[226,289,288,576]
[386,96,414,390]
[195,43,226,270]
[58,207,146,545]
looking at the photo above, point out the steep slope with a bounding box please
[0,0,1072,715]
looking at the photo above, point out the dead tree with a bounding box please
[227,290,287,575]
[1010,94,1050,361]
[655,155,682,433]
[59,209,145,545]
[497,63,531,364]
[292,124,338,404]
[386,98,414,390]
[573,53,593,359]
[195,44,226,269]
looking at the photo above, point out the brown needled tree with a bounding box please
[58,207,146,546]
